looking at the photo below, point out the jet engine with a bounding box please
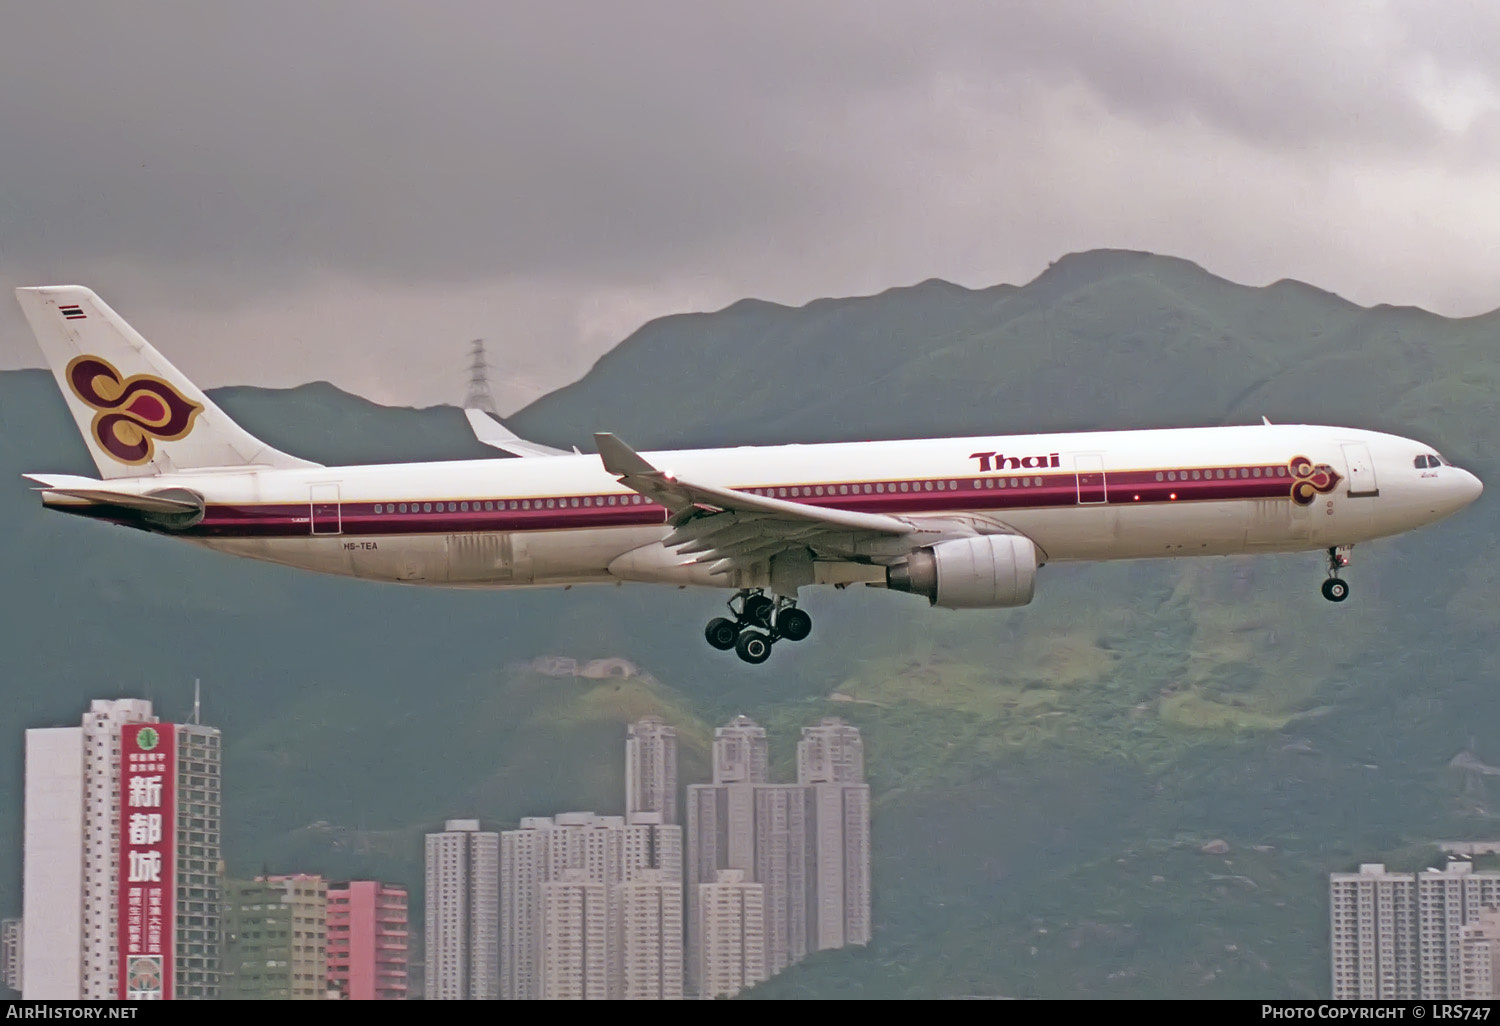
[886,534,1038,608]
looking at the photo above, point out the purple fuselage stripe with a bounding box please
[49,465,1307,537]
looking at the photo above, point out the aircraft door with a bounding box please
[1341,443,1379,497]
[1075,454,1107,504]
[310,484,342,535]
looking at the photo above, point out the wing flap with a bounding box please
[594,432,914,576]
[594,432,913,535]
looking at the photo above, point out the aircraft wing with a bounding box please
[465,409,577,458]
[595,432,913,574]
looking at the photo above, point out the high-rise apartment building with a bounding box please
[538,870,610,999]
[1330,861,1500,999]
[799,719,872,952]
[326,881,409,1000]
[686,716,770,991]
[751,784,813,975]
[686,716,872,994]
[626,716,679,824]
[1417,862,1500,998]
[425,820,499,1000]
[620,869,684,1000]
[1330,863,1420,999]
[22,702,221,1000]
[713,716,770,785]
[22,722,84,999]
[797,717,865,784]
[500,819,547,1001]
[167,723,224,1000]
[82,699,156,999]
[501,810,681,999]
[1459,910,1500,999]
[223,875,328,1000]
[2,918,21,993]
[696,870,766,1000]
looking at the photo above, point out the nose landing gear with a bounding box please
[1321,545,1352,602]
[703,589,812,663]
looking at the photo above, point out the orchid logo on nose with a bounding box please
[65,355,203,466]
[1289,455,1342,505]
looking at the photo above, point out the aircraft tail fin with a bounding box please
[14,286,321,479]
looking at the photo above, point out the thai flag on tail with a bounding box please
[59,304,86,320]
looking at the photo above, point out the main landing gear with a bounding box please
[703,590,812,664]
[1321,545,1352,602]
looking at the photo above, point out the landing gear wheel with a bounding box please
[777,607,812,642]
[742,593,774,628]
[735,631,773,664]
[1321,578,1349,602]
[705,617,740,651]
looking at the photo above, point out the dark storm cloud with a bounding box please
[1,2,1498,406]
[0,3,899,287]
[4,2,1482,288]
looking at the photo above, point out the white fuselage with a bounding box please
[48,423,1482,593]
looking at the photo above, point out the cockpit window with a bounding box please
[1414,454,1442,469]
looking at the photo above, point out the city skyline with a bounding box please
[1331,859,1500,1000]
[9,694,871,1001]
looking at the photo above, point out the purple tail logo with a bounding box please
[66,356,203,465]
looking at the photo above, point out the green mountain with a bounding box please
[3,249,1497,998]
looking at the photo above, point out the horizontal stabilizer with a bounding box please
[464,409,575,457]
[43,488,201,513]
[24,473,203,514]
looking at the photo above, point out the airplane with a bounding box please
[14,285,1484,664]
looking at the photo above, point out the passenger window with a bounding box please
[1216,470,1225,479]
[973,480,984,489]
[423,503,432,512]
[1155,472,1164,482]
[374,504,383,513]
[840,485,849,495]
[461,502,469,511]
[936,481,945,491]
[1191,471,1200,480]
[546,499,555,509]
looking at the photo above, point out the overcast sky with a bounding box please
[2,1,1499,411]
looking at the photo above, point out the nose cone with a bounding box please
[1457,468,1484,508]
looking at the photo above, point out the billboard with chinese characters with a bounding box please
[118,722,175,1000]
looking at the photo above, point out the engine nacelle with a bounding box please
[886,534,1038,608]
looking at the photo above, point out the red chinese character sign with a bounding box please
[118,723,175,1000]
